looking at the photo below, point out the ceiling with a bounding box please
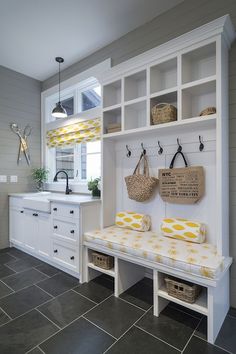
[0,0,183,81]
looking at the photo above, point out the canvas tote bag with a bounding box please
[159,151,204,204]
[125,154,158,202]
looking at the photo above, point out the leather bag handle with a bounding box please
[169,151,188,169]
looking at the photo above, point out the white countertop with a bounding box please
[9,192,101,205]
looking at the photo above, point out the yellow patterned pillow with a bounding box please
[161,218,206,243]
[115,212,151,232]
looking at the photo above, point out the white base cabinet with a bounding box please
[9,196,100,279]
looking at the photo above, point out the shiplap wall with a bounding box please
[0,66,41,248]
[43,0,236,306]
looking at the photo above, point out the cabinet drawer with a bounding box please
[53,219,78,242]
[52,203,79,219]
[52,241,78,270]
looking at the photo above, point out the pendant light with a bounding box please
[52,57,67,118]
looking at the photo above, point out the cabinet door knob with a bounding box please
[20,210,24,214]
[53,208,57,211]
[70,230,75,234]
[54,225,58,229]
[70,210,74,214]
[70,256,75,260]
[54,249,58,253]
[33,213,38,216]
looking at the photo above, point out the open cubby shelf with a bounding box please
[124,70,147,101]
[150,57,177,94]
[103,80,121,108]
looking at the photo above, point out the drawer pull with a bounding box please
[70,210,74,214]
[54,249,58,253]
[70,256,75,260]
[20,210,24,214]
[70,230,75,234]
[53,208,57,211]
[54,225,58,229]
[33,213,38,217]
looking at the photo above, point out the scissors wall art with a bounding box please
[10,123,32,166]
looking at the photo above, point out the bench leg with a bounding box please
[207,272,230,344]
[115,258,145,297]
[153,270,169,316]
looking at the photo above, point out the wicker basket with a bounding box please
[92,252,114,270]
[199,106,216,116]
[151,103,177,125]
[165,277,202,304]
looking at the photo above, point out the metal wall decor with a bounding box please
[10,123,32,165]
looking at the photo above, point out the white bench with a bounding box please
[83,226,232,344]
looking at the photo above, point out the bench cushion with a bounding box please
[84,226,225,280]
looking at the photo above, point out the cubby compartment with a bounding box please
[150,91,177,125]
[182,43,216,84]
[182,80,216,119]
[103,107,122,134]
[103,80,121,108]
[124,70,147,102]
[157,272,208,315]
[150,58,177,94]
[124,100,147,130]
[87,248,115,277]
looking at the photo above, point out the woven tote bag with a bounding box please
[125,154,158,202]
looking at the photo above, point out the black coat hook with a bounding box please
[177,138,182,152]
[141,143,146,155]
[158,141,163,155]
[199,136,204,152]
[126,145,131,157]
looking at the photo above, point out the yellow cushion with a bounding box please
[161,218,206,243]
[115,211,151,232]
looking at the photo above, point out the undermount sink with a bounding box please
[23,195,51,213]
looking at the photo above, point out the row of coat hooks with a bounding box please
[125,136,204,157]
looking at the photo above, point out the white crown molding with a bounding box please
[101,15,235,83]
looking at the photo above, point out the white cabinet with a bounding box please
[9,208,25,246]
[23,210,51,258]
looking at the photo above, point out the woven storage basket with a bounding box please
[151,103,177,125]
[165,277,201,304]
[92,252,114,270]
[199,106,216,116]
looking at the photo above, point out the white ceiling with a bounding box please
[0,0,183,81]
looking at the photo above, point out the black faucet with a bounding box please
[53,170,72,195]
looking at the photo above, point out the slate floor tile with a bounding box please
[215,315,236,353]
[74,275,114,303]
[107,326,179,354]
[2,268,47,291]
[0,253,16,265]
[6,256,43,272]
[0,248,11,254]
[6,247,30,259]
[119,277,153,310]
[0,264,15,279]
[228,306,236,318]
[0,280,13,299]
[0,309,58,354]
[0,285,52,318]
[35,263,61,277]
[85,296,144,339]
[169,301,203,319]
[38,290,94,328]
[40,317,114,354]
[195,316,207,340]
[27,347,44,354]
[184,335,229,353]
[37,272,80,296]
[0,309,10,326]
[137,306,200,351]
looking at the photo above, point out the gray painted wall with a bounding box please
[0,66,41,248]
[44,0,236,307]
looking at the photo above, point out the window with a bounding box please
[44,77,101,186]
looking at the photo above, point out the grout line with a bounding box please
[135,324,182,353]
[71,289,97,305]
[0,279,15,293]
[193,334,233,354]
[181,327,196,353]
[35,308,61,330]
[0,305,12,321]
[25,346,46,354]
[82,316,117,340]
[32,267,50,278]
[118,296,146,312]
[33,284,54,299]
[102,306,152,354]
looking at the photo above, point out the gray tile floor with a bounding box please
[0,247,235,354]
